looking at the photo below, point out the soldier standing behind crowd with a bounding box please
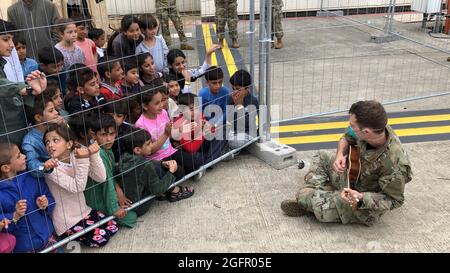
[156,0,194,50]
[215,0,239,48]
[270,0,284,49]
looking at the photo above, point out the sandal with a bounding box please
[167,186,195,202]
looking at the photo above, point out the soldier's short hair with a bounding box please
[349,100,387,132]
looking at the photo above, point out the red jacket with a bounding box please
[173,113,214,154]
[99,82,123,101]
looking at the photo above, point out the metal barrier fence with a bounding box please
[1,0,450,253]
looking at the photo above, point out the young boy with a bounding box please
[43,79,69,120]
[227,69,259,149]
[65,66,106,114]
[38,46,66,96]
[136,14,169,74]
[84,113,137,228]
[23,97,64,178]
[13,37,39,80]
[88,28,106,59]
[98,56,124,101]
[120,57,141,96]
[199,66,231,125]
[0,142,56,253]
[74,15,97,73]
[102,100,132,162]
[118,127,178,216]
[0,19,47,146]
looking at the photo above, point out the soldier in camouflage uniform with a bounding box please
[281,101,412,226]
[270,0,284,49]
[156,0,194,50]
[215,0,239,48]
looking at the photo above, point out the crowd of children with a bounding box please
[0,12,259,253]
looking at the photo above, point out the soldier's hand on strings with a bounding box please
[332,153,347,173]
[36,195,49,210]
[341,188,362,204]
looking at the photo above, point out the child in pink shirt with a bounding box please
[135,85,202,176]
[74,16,97,73]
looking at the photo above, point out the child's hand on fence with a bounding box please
[26,70,47,95]
[43,158,58,171]
[36,195,48,210]
[116,186,132,208]
[88,141,101,155]
[181,68,191,82]
[164,122,173,137]
[207,44,222,55]
[14,200,27,222]
[114,208,127,219]
[74,147,90,159]
[0,218,10,230]
[162,160,178,173]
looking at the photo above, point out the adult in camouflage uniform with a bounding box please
[281,101,412,226]
[269,0,284,49]
[156,0,194,50]
[215,0,239,48]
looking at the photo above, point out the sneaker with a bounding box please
[180,43,194,50]
[281,200,308,217]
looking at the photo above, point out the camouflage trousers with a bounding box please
[296,151,388,226]
[268,0,284,39]
[215,0,239,39]
[156,0,187,45]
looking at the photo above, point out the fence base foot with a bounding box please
[316,10,344,17]
[370,33,401,43]
[247,140,298,170]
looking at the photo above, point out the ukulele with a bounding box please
[347,145,361,210]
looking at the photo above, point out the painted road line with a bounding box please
[212,24,238,77]
[271,114,450,134]
[274,125,450,145]
[202,23,218,66]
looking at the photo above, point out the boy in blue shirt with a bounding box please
[198,66,230,126]
[14,37,38,80]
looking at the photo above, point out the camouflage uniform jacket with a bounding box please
[343,125,412,211]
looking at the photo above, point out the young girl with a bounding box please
[54,18,86,73]
[138,52,163,85]
[0,142,57,253]
[167,44,221,92]
[136,14,169,74]
[44,124,118,248]
[108,15,143,58]
[135,86,199,189]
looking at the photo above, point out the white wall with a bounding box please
[107,0,201,15]
[0,0,17,19]
[201,0,414,17]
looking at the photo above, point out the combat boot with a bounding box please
[231,38,239,48]
[274,37,284,49]
[218,38,224,47]
[180,43,194,50]
[281,200,308,217]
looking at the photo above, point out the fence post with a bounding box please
[370,0,400,43]
[249,0,256,81]
[258,0,267,142]
[265,0,272,141]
